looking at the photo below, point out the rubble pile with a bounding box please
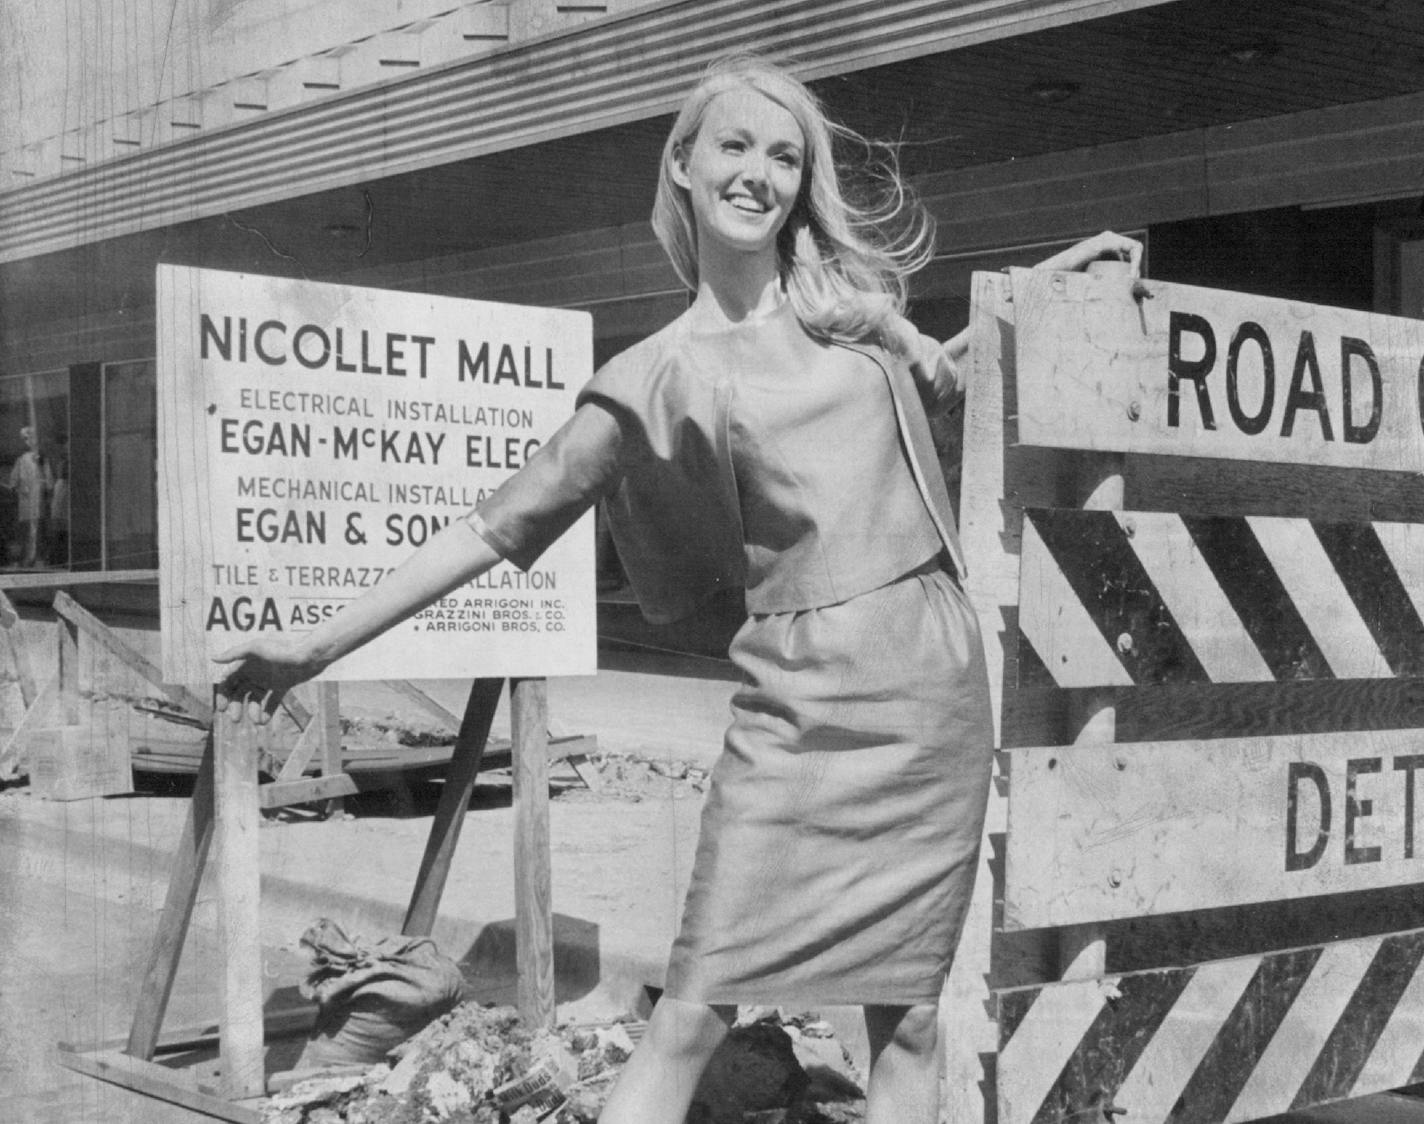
[566,752,710,803]
[262,1005,866,1124]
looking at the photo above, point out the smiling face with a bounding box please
[670,86,805,269]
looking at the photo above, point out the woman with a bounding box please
[217,56,1141,1122]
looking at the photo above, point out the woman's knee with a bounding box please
[642,998,735,1060]
[866,1003,939,1061]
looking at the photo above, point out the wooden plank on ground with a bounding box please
[511,677,555,1029]
[259,772,359,809]
[1005,729,1424,929]
[996,927,1424,1124]
[1011,268,1424,471]
[55,1045,261,1123]
[1017,510,1424,687]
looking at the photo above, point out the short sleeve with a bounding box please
[466,402,626,571]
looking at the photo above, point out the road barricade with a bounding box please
[953,264,1424,1124]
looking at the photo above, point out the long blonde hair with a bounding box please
[651,54,934,344]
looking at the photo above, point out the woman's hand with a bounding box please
[214,637,328,725]
[1034,230,1144,276]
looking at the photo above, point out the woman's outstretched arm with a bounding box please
[214,520,503,723]
[214,402,626,723]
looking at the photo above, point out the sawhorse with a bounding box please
[56,676,559,1122]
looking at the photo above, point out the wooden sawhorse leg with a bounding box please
[126,734,216,1060]
[402,676,555,1028]
[403,677,505,937]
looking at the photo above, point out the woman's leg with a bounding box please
[864,1004,940,1124]
[598,997,734,1124]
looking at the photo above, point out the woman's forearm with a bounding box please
[298,520,504,668]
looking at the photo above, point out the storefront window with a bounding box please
[102,360,158,570]
[0,369,69,570]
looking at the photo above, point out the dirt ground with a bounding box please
[0,677,879,1124]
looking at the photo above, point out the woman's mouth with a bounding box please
[726,194,769,214]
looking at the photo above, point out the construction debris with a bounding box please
[261,1005,865,1123]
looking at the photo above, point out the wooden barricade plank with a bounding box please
[996,928,1424,1124]
[1010,268,1424,472]
[1004,730,1424,929]
[1018,509,1424,687]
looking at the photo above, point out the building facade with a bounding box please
[2,0,1421,574]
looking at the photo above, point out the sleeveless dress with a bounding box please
[469,304,993,1006]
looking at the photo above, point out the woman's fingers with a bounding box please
[213,641,304,725]
[1095,230,1144,275]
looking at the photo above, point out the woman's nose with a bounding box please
[739,152,769,184]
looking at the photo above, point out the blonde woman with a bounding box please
[218,55,1141,1122]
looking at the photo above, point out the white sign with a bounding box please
[1004,730,1424,928]
[157,266,596,683]
[1012,268,1424,470]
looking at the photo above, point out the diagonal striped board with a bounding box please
[997,928,1424,1124]
[1018,509,1424,686]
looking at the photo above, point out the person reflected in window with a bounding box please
[3,426,51,568]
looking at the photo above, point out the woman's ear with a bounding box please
[669,143,692,190]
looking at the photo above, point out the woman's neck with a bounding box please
[688,247,785,329]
